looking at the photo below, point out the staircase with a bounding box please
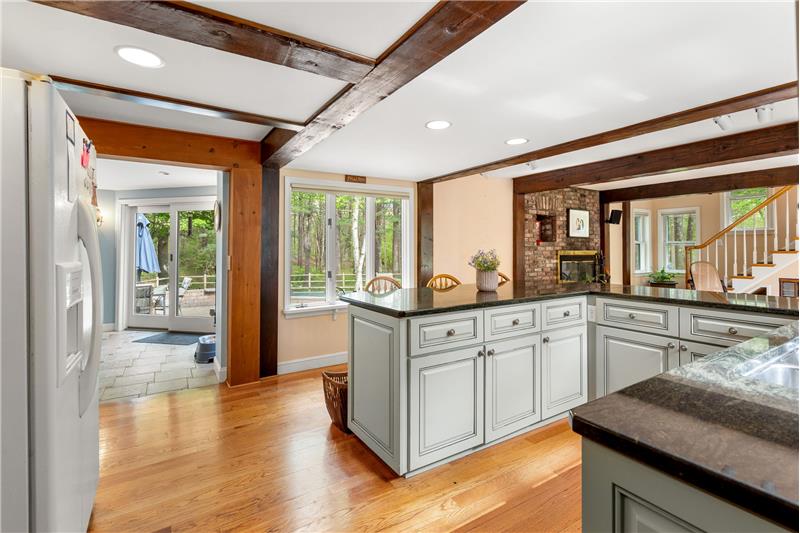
[685,185,798,295]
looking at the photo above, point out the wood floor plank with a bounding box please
[89,365,582,532]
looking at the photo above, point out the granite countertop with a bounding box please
[571,322,799,529]
[339,283,799,318]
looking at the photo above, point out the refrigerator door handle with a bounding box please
[77,198,102,417]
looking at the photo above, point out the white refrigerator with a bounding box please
[1,68,102,532]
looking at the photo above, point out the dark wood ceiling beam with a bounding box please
[424,81,799,184]
[599,166,800,203]
[514,122,799,194]
[52,76,304,132]
[263,1,525,167]
[36,1,375,83]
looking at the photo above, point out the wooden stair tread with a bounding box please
[770,250,798,254]
[731,275,754,279]
[752,263,776,267]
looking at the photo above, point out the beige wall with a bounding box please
[277,168,416,363]
[433,174,514,284]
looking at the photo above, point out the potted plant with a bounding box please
[469,249,501,292]
[648,268,677,288]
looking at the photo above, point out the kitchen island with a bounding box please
[341,283,797,476]
[572,322,798,532]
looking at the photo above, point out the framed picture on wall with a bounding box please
[568,208,590,238]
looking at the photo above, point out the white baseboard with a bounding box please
[213,356,227,383]
[102,323,115,332]
[277,351,347,375]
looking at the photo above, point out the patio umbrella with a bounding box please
[136,213,161,275]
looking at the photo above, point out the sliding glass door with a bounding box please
[128,201,216,333]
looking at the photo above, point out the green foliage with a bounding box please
[648,267,676,283]
[468,249,500,272]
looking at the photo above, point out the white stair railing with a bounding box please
[685,185,796,288]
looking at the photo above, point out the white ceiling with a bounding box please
[483,99,799,179]
[193,1,437,58]
[581,154,799,191]
[61,90,272,141]
[289,1,798,180]
[97,159,219,191]
[0,2,349,123]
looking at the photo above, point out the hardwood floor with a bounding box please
[89,364,582,532]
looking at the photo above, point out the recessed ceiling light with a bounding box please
[115,46,164,68]
[506,138,529,145]
[425,120,451,130]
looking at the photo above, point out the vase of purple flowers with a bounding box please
[469,249,500,292]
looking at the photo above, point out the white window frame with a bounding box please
[721,188,775,232]
[632,208,651,275]
[283,176,415,318]
[658,207,700,274]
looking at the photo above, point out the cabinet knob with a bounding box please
[487,349,496,357]
[728,327,738,335]
[628,313,636,319]
[478,349,486,357]
[680,344,688,352]
[446,328,456,337]
[667,342,676,349]
[542,337,550,344]
[563,310,571,317]
[512,318,520,326]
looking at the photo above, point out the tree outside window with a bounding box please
[725,187,771,229]
[660,209,698,273]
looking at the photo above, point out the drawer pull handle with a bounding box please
[487,349,496,357]
[667,342,676,349]
[446,328,456,337]
[563,310,571,317]
[478,349,486,357]
[680,344,688,352]
[542,337,550,344]
[628,313,636,319]
[728,327,738,335]
[512,318,520,326]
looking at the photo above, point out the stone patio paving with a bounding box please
[99,330,219,402]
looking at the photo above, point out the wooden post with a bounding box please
[622,201,631,286]
[513,193,526,287]
[417,182,434,288]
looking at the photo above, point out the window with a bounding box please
[724,187,772,230]
[285,178,412,314]
[659,208,699,273]
[632,210,650,274]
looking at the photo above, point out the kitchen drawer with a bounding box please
[679,307,792,347]
[484,303,540,341]
[542,297,586,330]
[409,310,483,356]
[678,340,721,366]
[596,297,679,337]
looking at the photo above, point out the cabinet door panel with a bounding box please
[409,347,484,470]
[484,303,540,342]
[542,297,586,330]
[542,325,587,419]
[597,326,677,395]
[485,335,541,442]
[678,340,720,366]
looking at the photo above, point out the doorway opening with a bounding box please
[93,158,229,401]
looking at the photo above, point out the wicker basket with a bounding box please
[322,370,351,434]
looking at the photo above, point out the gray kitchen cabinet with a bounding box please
[597,326,679,395]
[596,297,679,337]
[678,340,720,366]
[679,307,793,347]
[485,335,542,442]
[542,325,588,419]
[409,345,484,470]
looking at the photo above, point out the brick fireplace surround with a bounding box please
[522,188,601,287]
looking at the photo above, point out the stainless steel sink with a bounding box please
[745,347,800,390]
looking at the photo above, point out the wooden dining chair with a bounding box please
[364,275,401,294]
[498,272,511,285]
[426,274,462,290]
[689,261,727,293]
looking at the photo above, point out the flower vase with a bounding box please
[476,269,499,292]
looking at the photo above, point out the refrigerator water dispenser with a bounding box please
[56,261,84,386]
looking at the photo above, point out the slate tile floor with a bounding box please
[99,330,218,402]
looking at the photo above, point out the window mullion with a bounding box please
[326,193,336,303]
